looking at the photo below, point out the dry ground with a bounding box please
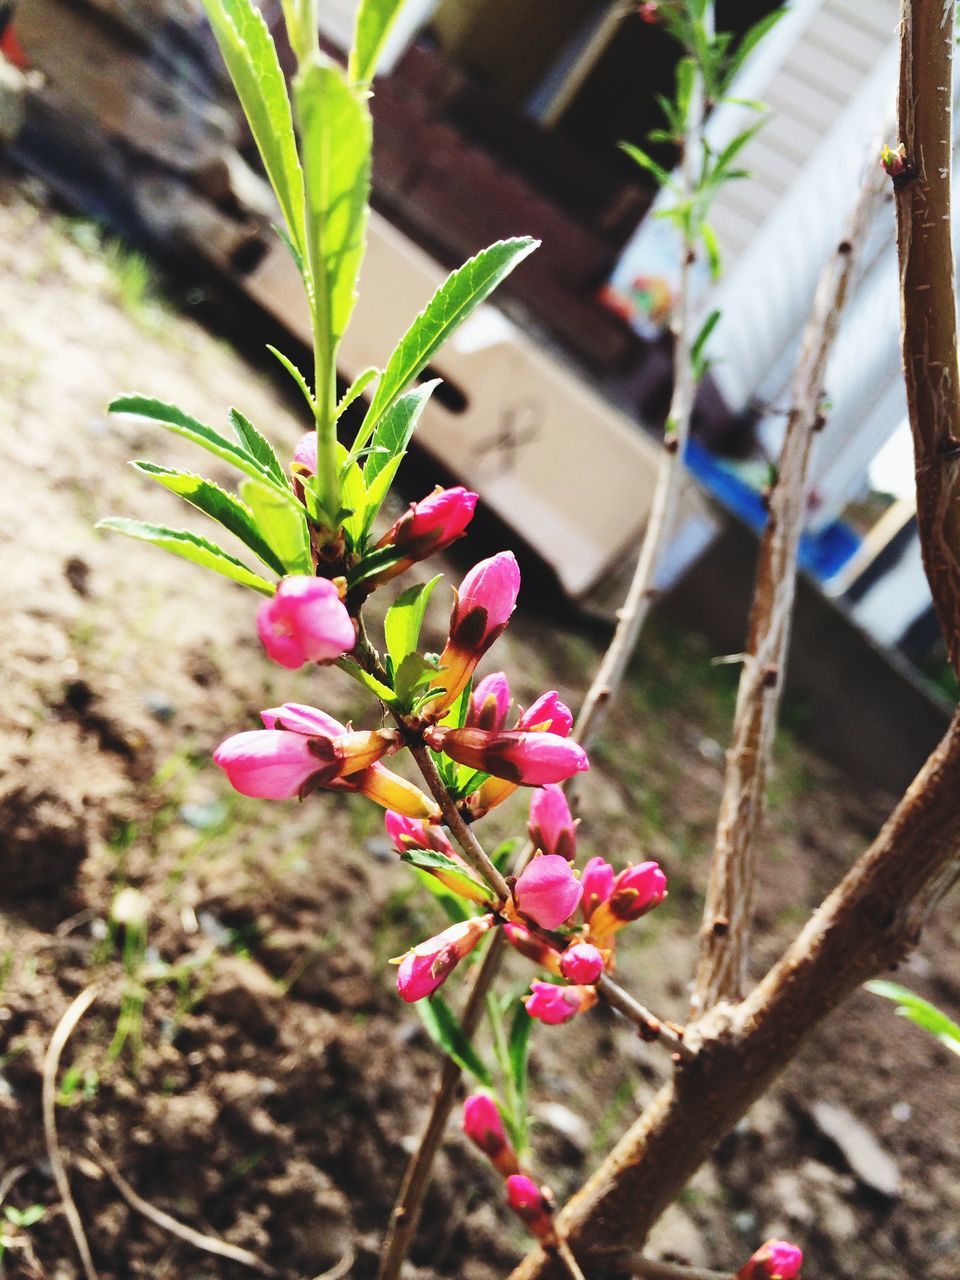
[1,170,959,1279]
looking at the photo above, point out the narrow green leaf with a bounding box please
[399,848,493,905]
[360,238,538,438]
[267,345,315,412]
[295,58,372,350]
[338,446,368,546]
[621,142,673,189]
[508,998,532,1151]
[97,518,276,595]
[701,223,722,281]
[350,0,407,85]
[392,652,438,708]
[722,7,787,94]
[691,308,721,374]
[865,981,960,1056]
[359,454,404,542]
[199,0,305,250]
[347,544,408,588]
[384,575,442,669]
[338,656,398,706]
[239,478,312,573]
[417,994,493,1085]
[364,378,441,486]
[339,365,380,420]
[410,867,472,924]
[229,408,286,482]
[130,462,286,575]
[110,395,289,494]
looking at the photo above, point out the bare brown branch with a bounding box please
[693,150,888,1011]
[509,708,960,1279]
[896,0,960,674]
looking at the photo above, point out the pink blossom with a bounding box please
[214,721,398,799]
[517,691,573,736]
[505,1174,555,1242]
[467,672,512,731]
[423,552,521,714]
[394,915,494,1002]
[260,703,345,736]
[581,857,615,922]
[559,942,604,985]
[425,726,589,787]
[256,576,355,669]
[462,1094,518,1174]
[514,855,583,929]
[589,861,667,939]
[738,1241,803,1280]
[524,981,597,1026]
[384,811,455,857]
[376,486,478,581]
[528,785,577,860]
[292,432,316,475]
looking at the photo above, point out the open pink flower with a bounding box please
[423,552,521,715]
[589,861,667,939]
[737,1240,803,1280]
[528,785,577,860]
[394,916,494,1002]
[463,1094,519,1175]
[517,691,573,736]
[524,981,597,1026]
[467,672,512,732]
[426,726,588,787]
[256,576,355,669]
[505,1175,556,1243]
[373,486,478,584]
[559,942,604,985]
[581,857,616,922]
[514,854,582,929]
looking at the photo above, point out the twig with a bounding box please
[375,931,506,1280]
[42,985,99,1280]
[87,1138,279,1277]
[692,140,888,1011]
[0,1164,28,1208]
[552,1235,589,1280]
[407,738,511,903]
[597,974,693,1061]
[570,8,711,777]
[633,1260,731,1280]
[508,706,960,1278]
[895,0,960,677]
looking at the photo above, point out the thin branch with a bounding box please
[692,143,888,1011]
[634,1260,732,1280]
[375,931,506,1280]
[571,8,712,776]
[596,974,693,1061]
[895,0,960,676]
[88,1139,279,1276]
[42,986,99,1280]
[508,706,960,1279]
[407,739,511,903]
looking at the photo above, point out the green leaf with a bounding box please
[229,409,286,482]
[199,0,305,251]
[865,981,960,1057]
[267,345,315,412]
[721,7,787,94]
[691,308,721,380]
[359,238,538,439]
[507,998,532,1151]
[110,395,290,494]
[338,446,368,546]
[363,378,441,485]
[701,223,722,281]
[410,867,473,924]
[239,478,312,573]
[384,575,443,669]
[491,837,521,872]
[399,848,493,905]
[130,462,286,576]
[347,543,409,588]
[350,0,407,85]
[295,58,372,351]
[97,518,276,595]
[339,365,380,420]
[337,656,398,707]
[620,142,673,189]
[417,993,493,1085]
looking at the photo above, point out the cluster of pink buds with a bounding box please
[737,1240,803,1279]
[462,1094,557,1243]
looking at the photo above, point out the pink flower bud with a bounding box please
[503,923,561,975]
[257,577,355,669]
[394,915,495,1002]
[384,811,455,857]
[737,1240,803,1280]
[516,691,573,736]
[638,1,659,23]
[292,431,316,476]
[423,552,521,715]
[425,726,589,787]
[559,942,604,985]
[374,486,478,583]
[528,785,577,860]
[505,1175,556,1243]
[214,723,399,799]
[514,854,583,929]
[467,672,512,732]
[525,981,597,1025]
[260,702,346,736]
[462,1094,519,1175]
[581,857,615,922]
[880,143,907,179]
[590,862,667,939]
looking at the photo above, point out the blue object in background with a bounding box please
[683,438,861,584]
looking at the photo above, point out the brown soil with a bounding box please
[1,171,959,1280]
